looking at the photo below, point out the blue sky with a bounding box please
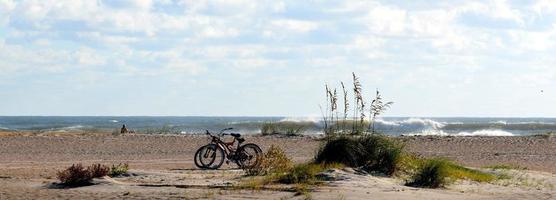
[0,0,555,117]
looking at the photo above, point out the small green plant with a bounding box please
[406,158,451,188]
[109,163,129,177]
[245,145,293,176]
[407,158,497,188]
[57,164,93,186]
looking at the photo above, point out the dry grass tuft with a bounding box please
[57,164,93,186]
[245,145,293,176]
[88,163,110,178]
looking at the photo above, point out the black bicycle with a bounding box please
[194,128,262,169]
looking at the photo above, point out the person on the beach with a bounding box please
[120,124,128,134]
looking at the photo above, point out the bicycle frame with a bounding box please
[205,128,240,160]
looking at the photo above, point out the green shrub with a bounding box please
[315,135,404,176]
[407,158,497,188]
[359,135,404,175]
[315,137,364,167]
[109,163,129,177]
[57,164,93,186]
[245,145,293,176]
[406,158,451,188]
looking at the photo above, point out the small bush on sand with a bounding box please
[88,163,110,178]
[406,158,451,188]
[315,137,364,167]
[315,135,404,176]
[407,158,496,188]
[246,145,293,176]
[359,135,404,175]
[109,163,129,177]
[57,164,93,186]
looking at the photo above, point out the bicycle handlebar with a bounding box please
[205,127,234,137]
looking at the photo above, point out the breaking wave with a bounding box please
[405,129,515,136]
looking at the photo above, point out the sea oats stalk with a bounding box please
[323,84,330,133]
[341,82,349,132]
[331,88,338,134]
[369,90,394,134]
[352,73,366,134]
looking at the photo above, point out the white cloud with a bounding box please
[75,47,107,66]
[267,19,319,34]
[0,0,15,25]
[365,5,407,35]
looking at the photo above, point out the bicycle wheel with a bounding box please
[237,143,263,169]
[194,145,211,169]
[199,144,225,169]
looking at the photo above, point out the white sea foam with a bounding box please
[375,118,446,129]
[406,129,514,136]
[279,116,321,123]
[110,120,119,123]
[58,125,85,131]
[455,130,514,136]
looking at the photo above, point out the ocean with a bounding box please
[0,116,555,136]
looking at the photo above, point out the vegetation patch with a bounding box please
[109,163,130,177]
[483,164,527,171]
[278,163,325,184]
[57,164,94,186]
[88,163,110,178]
[407,158,496,188]
[57,163,130,187]
[315,135,404,176]
[245,145,293,176]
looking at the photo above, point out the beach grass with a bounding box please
[315,134,404,176]
[484,164,528,170]
[406,158,497,188]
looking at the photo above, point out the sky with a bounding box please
[0,0,555,117]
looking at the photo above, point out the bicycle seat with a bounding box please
[231,133,241,138]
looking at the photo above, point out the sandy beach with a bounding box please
[0,132,554,199]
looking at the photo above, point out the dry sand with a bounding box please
[0,131,554,199]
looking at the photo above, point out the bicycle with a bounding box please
[194,128,262,170]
